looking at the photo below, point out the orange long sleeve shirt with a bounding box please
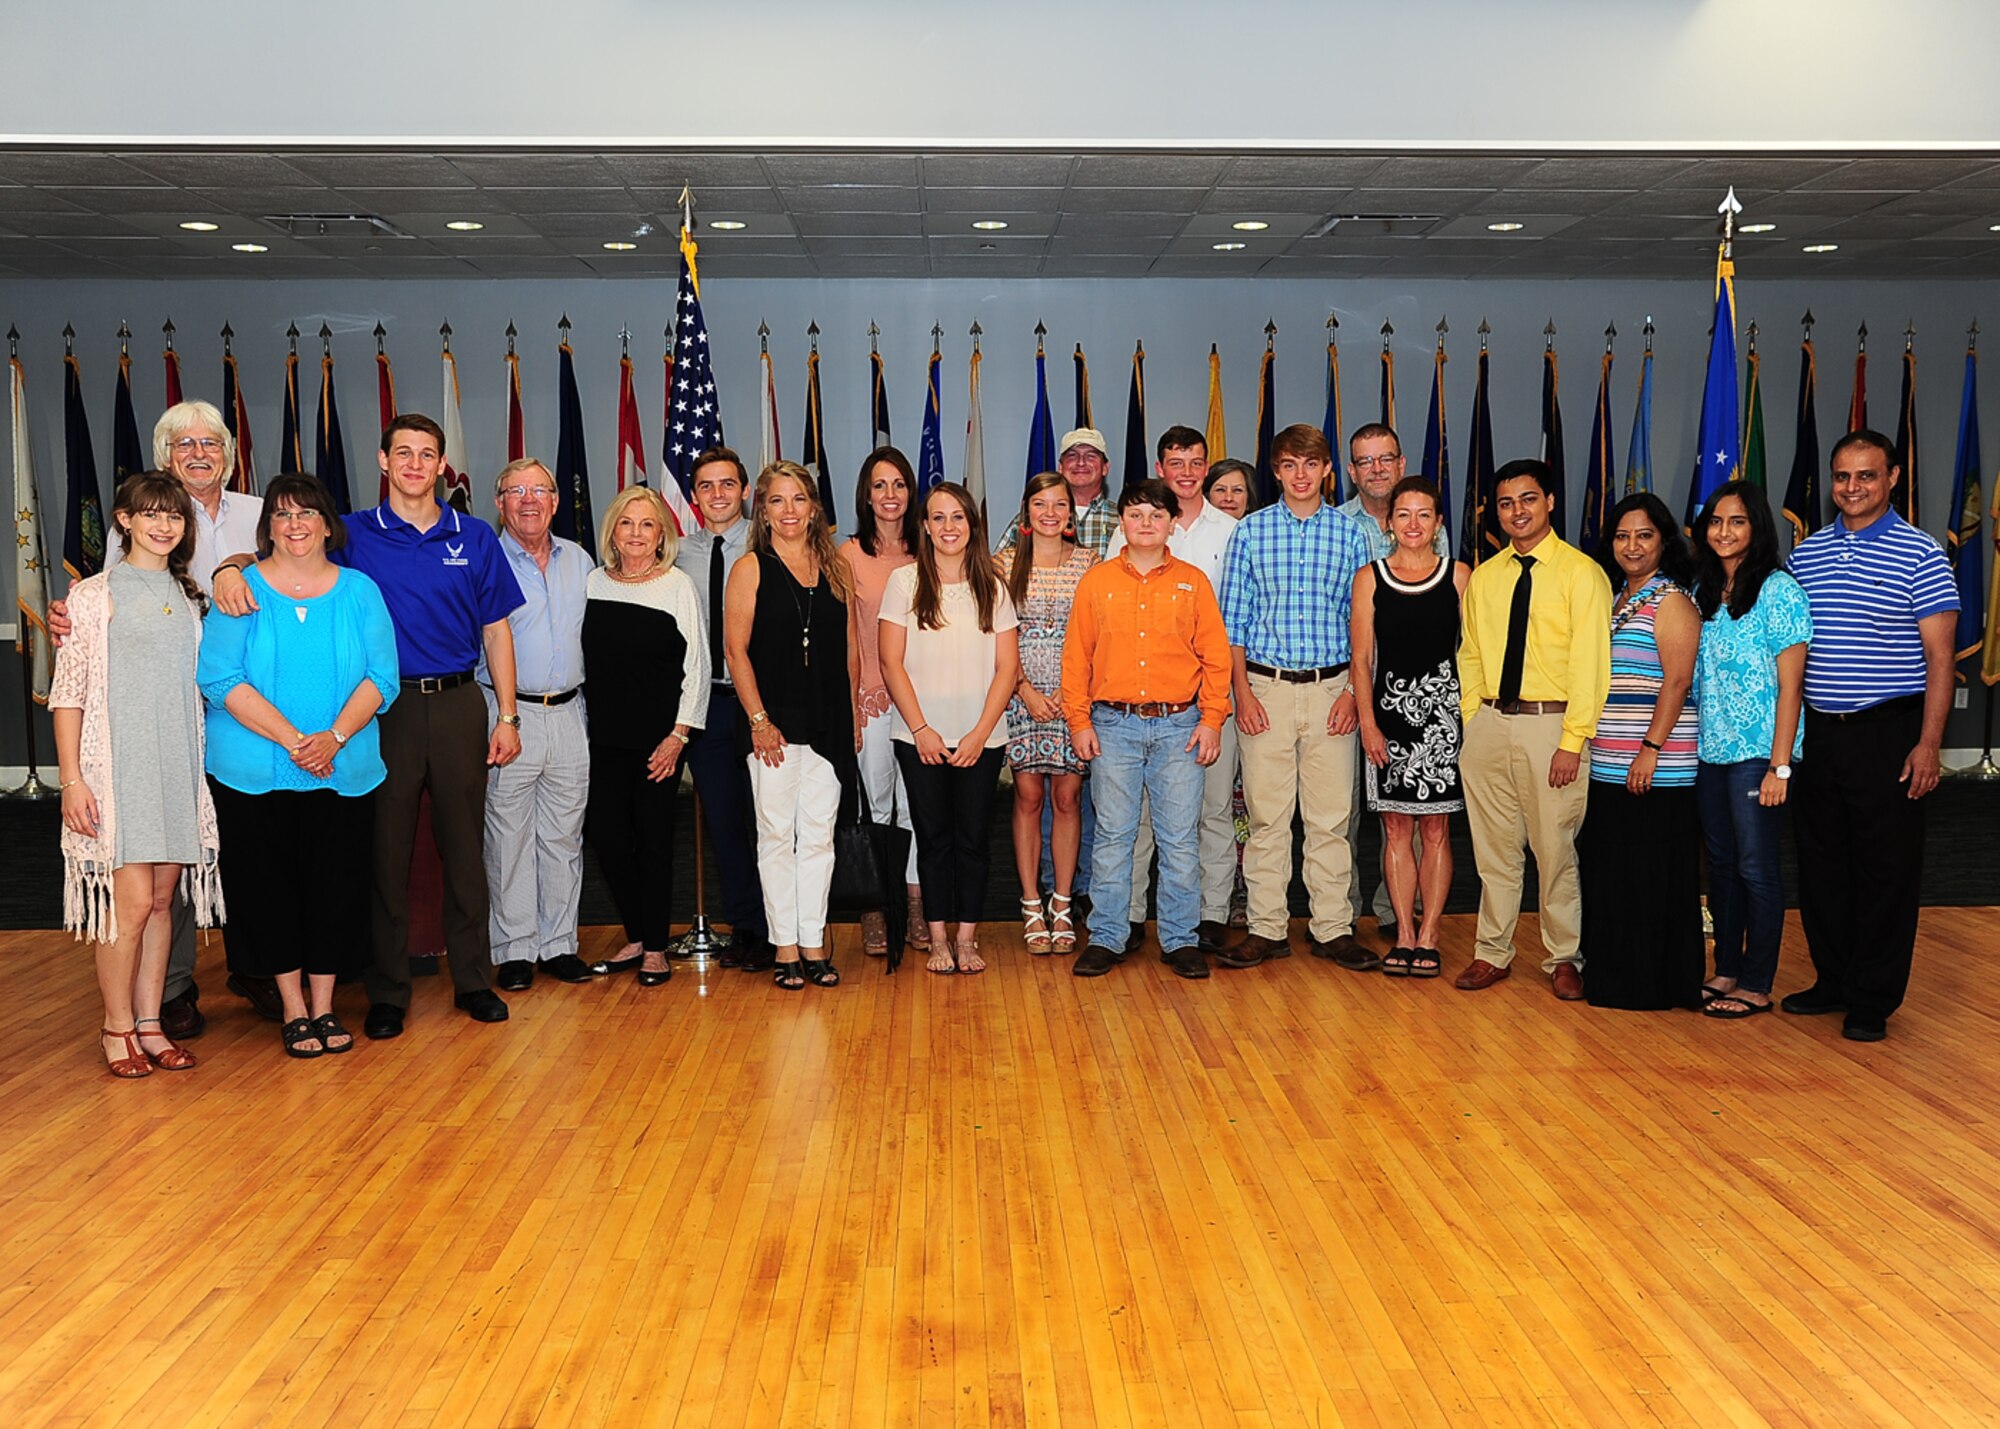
[1060,549,1233,734]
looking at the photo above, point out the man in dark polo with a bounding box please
[220,415,526,1036]
[1783,429,1959,1042]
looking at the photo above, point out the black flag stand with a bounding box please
[669,792,728,967]
[3,653,54,800]
[1959,685,2000,780]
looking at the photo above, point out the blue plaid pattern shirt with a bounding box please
[1221,499,1372,668]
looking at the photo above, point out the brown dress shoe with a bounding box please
[1550,963,1585,1001]
[1311,934,1381,972]
[1453,959,1511,991]
[158,987,205,1040]
[1215,933,1283,968]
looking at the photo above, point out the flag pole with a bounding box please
[4,326,53,800]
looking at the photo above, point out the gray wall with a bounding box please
[4,268,1997,760]
[7,1,1999,148]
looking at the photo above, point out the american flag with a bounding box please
[661,226,719,532]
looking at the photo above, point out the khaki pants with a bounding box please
[1459,708,1586,971]
[1237,671,1356,942]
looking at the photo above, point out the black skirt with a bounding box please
[1578,779,1703,1011]
[211,781,374,979]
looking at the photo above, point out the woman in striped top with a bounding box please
[1578,493,1704,1011]
[1691,481,1811,1021]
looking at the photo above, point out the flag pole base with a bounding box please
[1951,755,2000,781]
[3,769,57,801]
[669,915,728,972]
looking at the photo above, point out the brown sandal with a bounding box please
[101,1028,152,1079]
[135,1017,197,1071]
[906,895,930,951]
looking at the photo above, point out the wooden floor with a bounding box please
[5,910,2000,1429]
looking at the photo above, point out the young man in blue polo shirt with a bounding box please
[1783,429,1959,1042]
[222,416,527,1037]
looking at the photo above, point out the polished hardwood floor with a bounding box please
[4,908,1999,1428]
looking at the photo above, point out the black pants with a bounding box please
[1794,702,1927,1022]
[894,742,1006,924]
[585,742,679,951]
[366,681,494,1006]
[212,781,373,978]
[684,685,767,945]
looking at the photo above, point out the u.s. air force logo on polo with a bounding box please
[444,541,469,567]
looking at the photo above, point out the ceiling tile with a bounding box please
[461,255,597,278]
[801,235,929,257]
[695,253,822,278]
[922,187,1064,213]
[1337,188,1495,213]
[335,188,510,215]
[117,153,321,187]
[1866,190,2000,219]
[1061,189,1206,216]
[1221,156,1386,187]
[1071,155,1229,187]
[1656,158,1851,190]
[1471,189,1627,216]
[0,187,86,214]
[600,153,773,188]
[484,187,639,215]
[506,210,646,238]
[37,187,181,214]
[793,211,922,237]
[1793,157,1996,191]
[0,153,164,186]
[920,154,1074,187]
[1366,156,1540,188]
[922,212,1054,238]
[632,185,788,214]
[281,154,477,188]
[1512,156,1696,189]
[927,256,1044,277]
[1056,212,1185,239]
[4,211,150,238]
[1823,212,1962,240]
[1201,188,1347,214]
[814,255,931,277]
[1432,214,1583,239]
[765,154,921,186]
[778,185,918,212]
[448,154,624,186]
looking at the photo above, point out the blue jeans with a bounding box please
[1039,775,1094,896]
[1085,705,1205,953]
[1696,759,1786,995]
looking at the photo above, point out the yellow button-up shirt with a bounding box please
[1456,534,1612,753]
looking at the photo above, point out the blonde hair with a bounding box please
[750,461,852,602]
[151,400,235,474]
[598,485,679,572]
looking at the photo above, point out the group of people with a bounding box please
[51,394,1959,1078]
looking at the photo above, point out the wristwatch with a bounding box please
[1769,763,1792,780]
[498,713,521,728]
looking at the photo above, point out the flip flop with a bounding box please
[1704,993,1772,1020]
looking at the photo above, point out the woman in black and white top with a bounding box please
[582,485,708,987]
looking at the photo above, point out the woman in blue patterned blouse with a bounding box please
[1578,492,1703,1010]
[1690,481,1811,1020]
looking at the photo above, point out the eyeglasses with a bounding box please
[500,485,557,500]
[171,437,225,453]
[1350,454,1403,470]
[269,509,322,525]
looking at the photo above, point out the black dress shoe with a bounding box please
[737,943,776,974]
[1842,1015,1888,1042]
[543,954,594,984]
[1073,946,1119,978]
[454,989,510,1023]
[364,1003,406,1040]
[638,958,673,987]
[1163,945,1210,980]
[1124,922,1146,956]
[1780,985,1846,1015]
[159,987,206,1040]
[495,960,535,991]
[227,972,284,1023]
[408,954,440,978]
[1196,920,1225,954]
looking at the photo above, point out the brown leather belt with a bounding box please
[1096,699,1195,718]
[1246,661,1349,683]
[1483,698,1568,715]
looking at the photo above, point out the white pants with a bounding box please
[748,743,841,949]
[482,690,589,962]
[857,711,919,884]
[1129,716,1239,924]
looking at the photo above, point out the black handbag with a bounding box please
[828,756,913,970]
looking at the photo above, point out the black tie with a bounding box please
[709,537,728,685]
[1497,554,1536,708]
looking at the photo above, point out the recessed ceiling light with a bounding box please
[1739,222,1776,234]
[709,219,747,231]
[602,241,638,251]
[1486,221,1525,233]
[1989,223,2000,232]
[179,221,220,232]
[1212,241,1248,252]
[445,220,485,232]
[1802,243,1839,253]
[1231,220,1270,232]
[970,219,1009,231]
[231,243,268,253]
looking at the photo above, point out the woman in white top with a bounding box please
[879,482,1021,973]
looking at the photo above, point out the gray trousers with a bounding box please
[482,690,590,963]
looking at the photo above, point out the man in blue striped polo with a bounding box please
[1783,429,1959,1043]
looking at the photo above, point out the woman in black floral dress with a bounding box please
[1350,477,1470,977]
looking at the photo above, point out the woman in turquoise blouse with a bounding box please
[198,474,400,1058]
[1690,481,1811,1021]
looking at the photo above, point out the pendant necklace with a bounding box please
[785,559,817,667]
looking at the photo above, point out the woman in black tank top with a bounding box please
[722,462,859,990]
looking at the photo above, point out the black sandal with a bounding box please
[1408,947,1442,979]
[774,960,807,990]
[802,958,840,988]
[281,1017,324,1059]
[311,1013,354,1054]
[1382,946,1414,977]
